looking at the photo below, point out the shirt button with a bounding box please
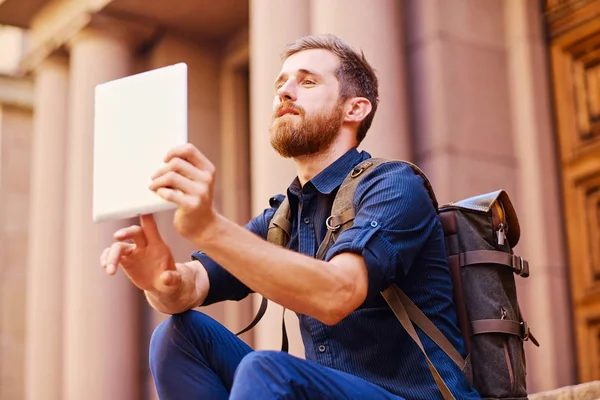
[370,221,378,227]
[318,345,326,353]
[303,217,311,224]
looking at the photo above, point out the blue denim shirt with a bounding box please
[192,148,480,399]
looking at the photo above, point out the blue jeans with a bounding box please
[149,310,405,399]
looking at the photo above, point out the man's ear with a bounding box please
[344,97,372,123]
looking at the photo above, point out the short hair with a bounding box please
[281,34,379,144]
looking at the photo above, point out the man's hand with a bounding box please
[149,143,217,242]
[100,214,180,294]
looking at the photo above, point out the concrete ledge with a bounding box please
[529,381,600,400]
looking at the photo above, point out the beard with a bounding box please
[269,101,344,158]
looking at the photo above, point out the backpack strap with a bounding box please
[381,285,457,400]
[267,197,292,246]
[382,285,466,369]
[315,158,390,260]
[316,158,439,260]
[235,296,269,336]
[235,197,291,352]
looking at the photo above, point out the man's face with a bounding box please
[270,49,345,158]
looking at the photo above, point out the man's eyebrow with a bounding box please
[297,68,322,78]
[274,69,323,87]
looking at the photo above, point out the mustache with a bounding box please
[274,102,304,118]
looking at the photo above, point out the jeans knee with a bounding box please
[149,310,213,370]
[231,351,297,399]
[235,351,286,378]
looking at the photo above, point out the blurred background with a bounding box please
[0,0,597,398]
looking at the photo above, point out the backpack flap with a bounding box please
[447,189,520,249]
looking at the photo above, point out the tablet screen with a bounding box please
[93,63,188,223]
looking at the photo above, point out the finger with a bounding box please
[105,242,135,275]
[190,148,215,174]
[158,270,182,294]
[100,247,110,268]
[149,171,198,195]
[164,144,215,173]
[153,187,190,208]
[151,166,213,191]
[139,214,164,244]
[113,225,148,248]
[106,263,118,275]
[151,157,204,181]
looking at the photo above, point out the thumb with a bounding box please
[140,214,163,244]
[158,270,182,294]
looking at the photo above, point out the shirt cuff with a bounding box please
[325,225,398,301]
[191,251,252,306]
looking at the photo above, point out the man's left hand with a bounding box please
[149,143,217,242]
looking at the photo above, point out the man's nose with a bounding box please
[277,81,297,102]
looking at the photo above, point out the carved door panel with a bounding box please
[546,0,600,382]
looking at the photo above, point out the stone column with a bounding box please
[24,54,69,400]
[0,105,33,400]
[63,26,139,400]
[405,0,518,204]
[504,0,575,391]
[310,0,412,161]
[249,0,309,357]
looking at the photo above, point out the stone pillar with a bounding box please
[0,105,33,400]
[405,0,518,204]
[249,0,309,357]
[504,0,575,391]
[63,26,139,400]
[24,54,69,400]
[310,0,412,161]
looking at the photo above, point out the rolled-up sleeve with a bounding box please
[325,162,437,301]
[191,194,284,306]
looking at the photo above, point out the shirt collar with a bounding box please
[288,147,369,196]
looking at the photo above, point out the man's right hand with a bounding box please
[100,214,180,294]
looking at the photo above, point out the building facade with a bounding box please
[0,0,596,398]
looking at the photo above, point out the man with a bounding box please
[101,34,480,399]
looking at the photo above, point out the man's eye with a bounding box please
[303,80,315,86]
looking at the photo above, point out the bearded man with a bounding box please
[101,34,480,400]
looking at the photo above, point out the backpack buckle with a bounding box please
[515,256,523,275]
[520,321,530,342]
[513,255,529,278]
[326,216,341,231]
[351,161,374,178]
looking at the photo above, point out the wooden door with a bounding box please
[546,0,600,382]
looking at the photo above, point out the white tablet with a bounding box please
[93,62,188,223]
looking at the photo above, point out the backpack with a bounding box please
[236,157,539,400]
